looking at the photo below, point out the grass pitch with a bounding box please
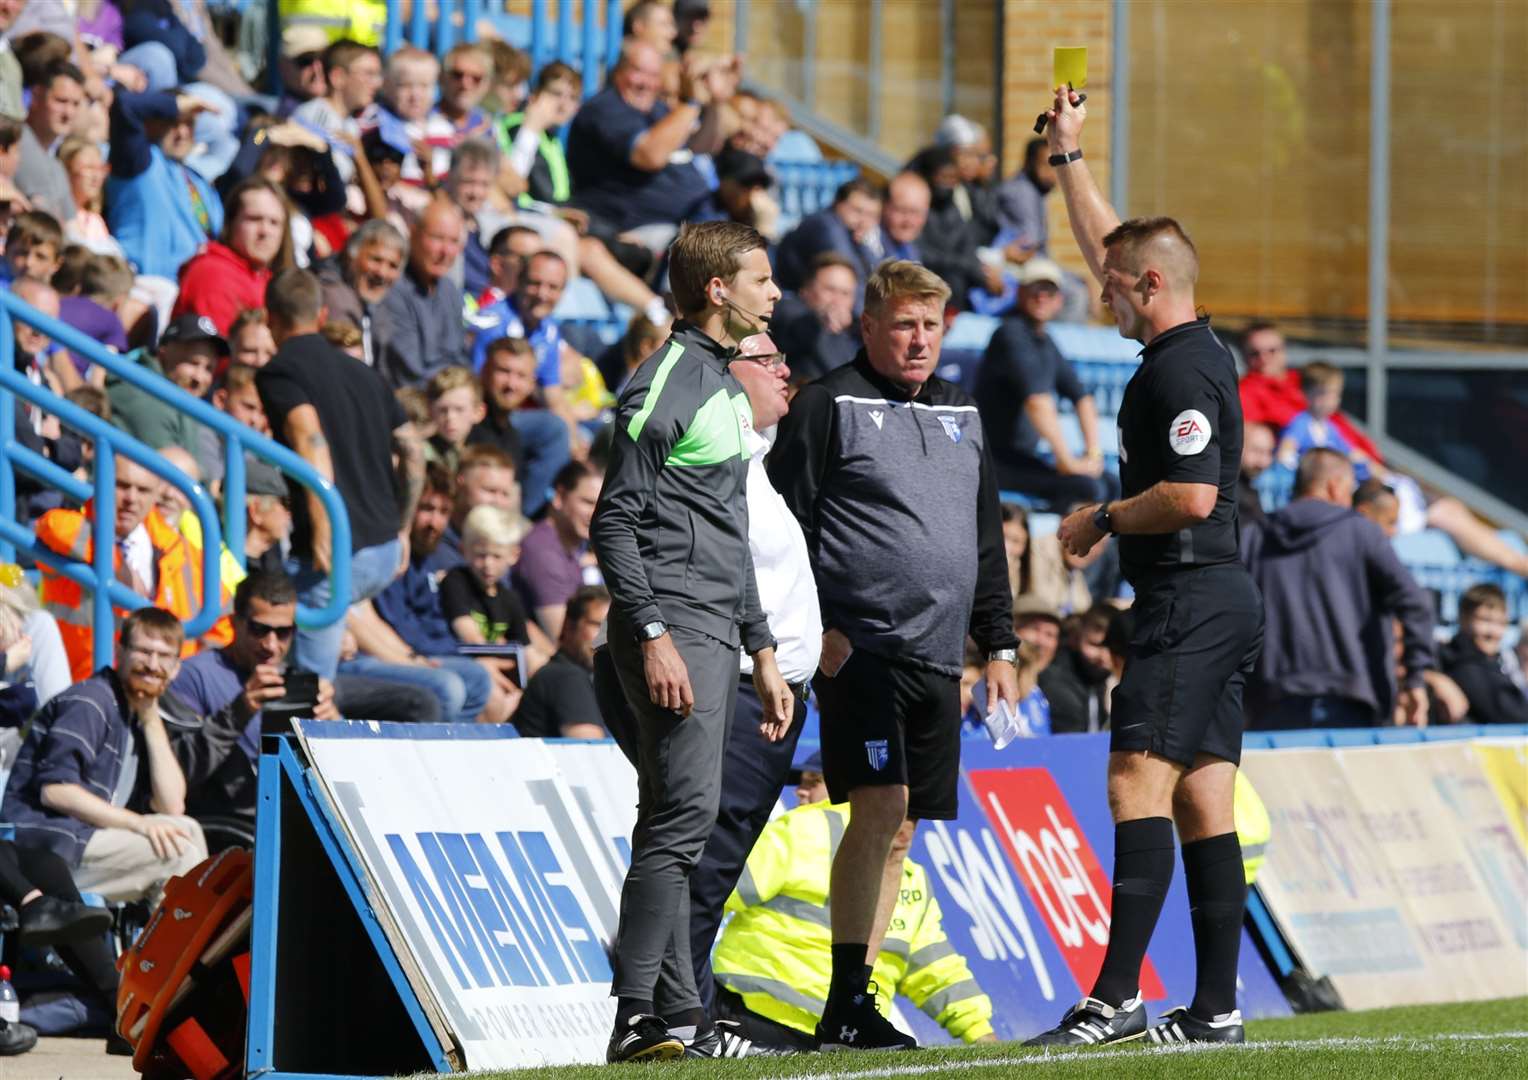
[470,997,1528,1079]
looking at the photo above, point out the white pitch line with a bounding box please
[777,1030,1528,1080]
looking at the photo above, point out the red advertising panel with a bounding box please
[968,768,1166,1000]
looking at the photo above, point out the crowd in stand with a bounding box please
[0,0,1523,1060]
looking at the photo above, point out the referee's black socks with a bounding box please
[827,943,873,1007]
[1090,816,1175,1008]
[1182,831,1246,1019]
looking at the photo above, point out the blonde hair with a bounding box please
[320,319,363,351]
[863,259,951,317]
[461,504,530,549]
[426,364,482,405]
[0,575,37,651]
[57,135,103,212]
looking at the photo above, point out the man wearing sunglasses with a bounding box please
[166,569,443,840]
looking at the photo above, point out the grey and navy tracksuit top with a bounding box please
[591,323,774,654]
[768,354,1017,677]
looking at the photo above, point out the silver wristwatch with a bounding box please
[987,648,1018,664]
[637,621,669,642]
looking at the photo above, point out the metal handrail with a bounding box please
[0,290,352,670]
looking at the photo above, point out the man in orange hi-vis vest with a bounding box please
[36,456,232,682]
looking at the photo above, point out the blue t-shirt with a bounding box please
[171,648,261,761]
[1282,410,1370,481]
[565,86,710,231]
[467,297,562,385]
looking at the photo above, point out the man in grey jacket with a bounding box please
[591,220,793,1063]
[769,259,1021,1051]
[1242,448,1434,728]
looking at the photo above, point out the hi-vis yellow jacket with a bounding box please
[713,802,993,1042]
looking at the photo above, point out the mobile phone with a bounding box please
[260,670,321,736]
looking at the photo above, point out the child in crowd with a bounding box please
[1441,584,1528,726]
[424,365,486,473]
[320,319,365,360]
[441,504,535,721]
[228,308,277,368]
[1278,362,1375,479]
[379,47,455,186]
[54,247,131,387]
[292,39,383,185]
[5,210,64,286]
[63,384,109,483]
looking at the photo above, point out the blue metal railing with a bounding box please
[387,0,625,99]
[0,291,352,671]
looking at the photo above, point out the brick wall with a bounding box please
[1001,0,1114,283]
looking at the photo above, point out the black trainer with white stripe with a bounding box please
[606,1013,684,1063]
[1146,1005,1245,1045]
[684,1019,790,1058]
[1022,994,1146,1047]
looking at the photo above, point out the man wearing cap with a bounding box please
[107,314,228,454]
[275,25,331,118]
[974,256,1115,507]
[691,147,778,234]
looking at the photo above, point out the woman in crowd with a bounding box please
[172,176,294,334]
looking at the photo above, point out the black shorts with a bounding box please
[1111,563,1264,766]
[812,648,961,820]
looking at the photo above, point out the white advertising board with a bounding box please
[298,726,637,1070]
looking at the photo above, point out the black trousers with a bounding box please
[0,840,119,1000]
[595,647,806,1015]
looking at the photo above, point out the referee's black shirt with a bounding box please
[1115,317,1244,584]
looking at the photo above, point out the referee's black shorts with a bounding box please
[1110,563,1264,766]
[812,648,961,821]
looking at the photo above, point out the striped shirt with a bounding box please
[0,670,144,865]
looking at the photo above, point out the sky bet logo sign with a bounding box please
[385,829,611,991]
[967,769,1166,999]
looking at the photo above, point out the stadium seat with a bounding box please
[772,160,860,233]
[1392,529,1461,566]
[769,131,825,164]
[1266,730,1333,749]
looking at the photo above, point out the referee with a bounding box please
[1023,87,1263,1048]
[591,221,795,1063]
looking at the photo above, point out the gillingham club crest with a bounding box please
[939,415,962,443]
[865,740,890,771]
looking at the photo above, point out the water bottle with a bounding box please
[0,964,18,1025]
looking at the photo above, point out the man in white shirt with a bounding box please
[593,331,821,1057]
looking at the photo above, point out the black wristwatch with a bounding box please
[636,621,669,643]
[1092,503,1114,535]
[1047,148,1084,167]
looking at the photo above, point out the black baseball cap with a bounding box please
[159,314,230,356]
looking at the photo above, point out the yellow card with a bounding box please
[1053,46,1088,90]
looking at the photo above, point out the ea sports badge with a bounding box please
[1168,409,1211,455]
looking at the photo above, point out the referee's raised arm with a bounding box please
[1043,86,1120,287]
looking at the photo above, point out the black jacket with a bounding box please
[769,353,1016,675]
[1038,649,1110,734]
[1244,499,1434,716]
[1440,635,1528,725]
